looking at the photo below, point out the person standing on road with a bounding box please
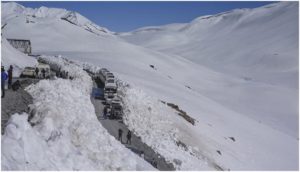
[1,66,8,98]
[140,151,145,159]
[103,106,108,119]
[118,129,123,143]
[35,67,39,78]
[151,158,157,168]
[126,130,132,145]
[7,65,13,89]
[41,68,46,79]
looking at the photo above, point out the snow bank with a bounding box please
[68,61,214,170]
[1,38,37,77]
[119,83,213,170]
[2,113,59,170]
[1,56,154,170]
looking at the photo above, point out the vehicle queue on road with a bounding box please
[93,68,123,120]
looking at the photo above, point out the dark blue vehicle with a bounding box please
[92,87,104,100]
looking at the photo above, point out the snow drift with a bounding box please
[1,56,154,170]
[1,2,298,170]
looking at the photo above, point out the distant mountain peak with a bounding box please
[2,2,112,35]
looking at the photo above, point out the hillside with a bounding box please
[1,2,299,170]
[120,2,298,89]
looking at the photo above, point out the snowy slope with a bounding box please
[120,2,298,89]
[1,37,37,76]
[1,2,298,170]
[1,2,111,37]
[119,1,299,140]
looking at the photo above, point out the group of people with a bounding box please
[1,65,13,98]
[118,128,132,145]
[56,68,69,79]
[35,67,47,79]
[118,129,158,168]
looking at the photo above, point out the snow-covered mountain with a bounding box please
[2,2,111,37]
[120,2,298,89]
[1,2,298,171]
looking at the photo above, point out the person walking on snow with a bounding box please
[118,129,123,143]
[7,65,13,89]
[1,66,8,98]
[126,130,132,145]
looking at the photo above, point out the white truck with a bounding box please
[106,72,114,80]
[104,78,117,99]
[95,68,109,83]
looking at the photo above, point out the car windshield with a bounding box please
[107,80,114,83]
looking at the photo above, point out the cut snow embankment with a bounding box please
[79,62,215,170]
[119,83,215,170]
[1,56,154,170]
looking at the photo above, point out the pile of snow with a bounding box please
[120,84,213,170]
[1,56,154,170]
[1,37,37,77]
[2,2,298,170]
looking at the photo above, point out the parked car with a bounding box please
[92,87,104,100]
[20,67,36,78]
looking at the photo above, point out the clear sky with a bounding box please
[17,1,276,32]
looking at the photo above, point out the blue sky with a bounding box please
[17,1,276,32]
